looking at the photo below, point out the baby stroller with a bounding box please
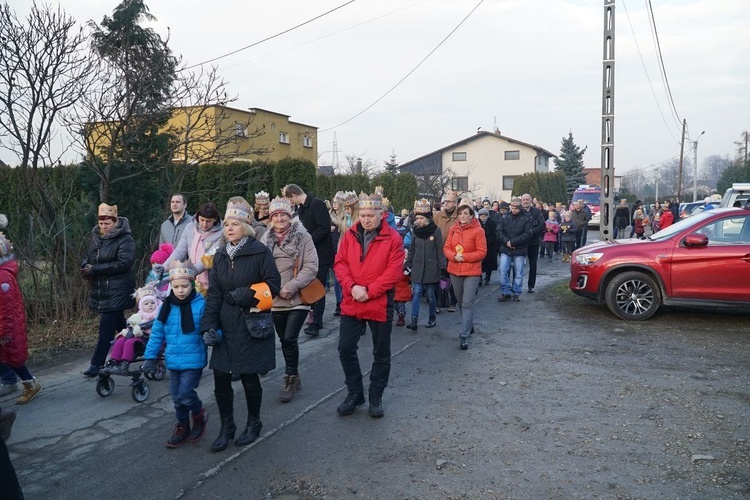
[95,319,166,402]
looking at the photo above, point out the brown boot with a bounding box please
[279,374,301,403]
[17,378,41,405]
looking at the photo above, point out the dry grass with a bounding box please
[27,317,99,367]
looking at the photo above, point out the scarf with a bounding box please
[413,220,437,239]
[274,224,292,246]
[157,288,197,333]
[226,236,248,260]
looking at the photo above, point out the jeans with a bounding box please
[500,253,525,296]
[527,244,540,289]
[338,292,393,397]
[449,275,480,339]
[0,363,32,382]
[543,241,556,258]
[169,368,203,423]
[272,309,308,375]
[311,264,330,328]
[410,282,436,319]
[0,364,17,385]
[91,310,126,368]
[333,273,342,305]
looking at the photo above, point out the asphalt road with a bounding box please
[4,255,749,499]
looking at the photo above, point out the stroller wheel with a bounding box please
[153,362,167,381]
[132,381,150,402]
[96,376,115,397]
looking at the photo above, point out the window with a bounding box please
[502,176,517,190]
[452,152,467,161]
[303,136,312,148]
[234,123,247,137]
[504,150,520,160]
[451,176,468,192]
[279,132,289,144]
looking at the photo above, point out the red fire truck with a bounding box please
[571,185,602,228]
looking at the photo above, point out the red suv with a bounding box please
[569,207,750,320]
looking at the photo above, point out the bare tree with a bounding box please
[701,154,732,184]
[341,153,378,176]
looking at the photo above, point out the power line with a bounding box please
[182,0,359,71]
[646,0,682,126]
[621,0,680,144]
[320,0,485,132]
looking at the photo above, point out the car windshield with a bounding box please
[573,192,600,205]
[648,209,717,241]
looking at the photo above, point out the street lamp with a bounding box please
[693,130,705,202]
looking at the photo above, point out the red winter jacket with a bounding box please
[0,259,29,368]
[443,218,487,277]
[334,215,405,322]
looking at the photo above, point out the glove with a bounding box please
[141,359,157,376]
[203,329,221,346]
[225,287,259,308]
[403,267,411,276]
[152,263,166,275]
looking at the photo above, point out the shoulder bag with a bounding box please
[293,257,326,305]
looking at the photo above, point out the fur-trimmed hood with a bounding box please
[259,219,309,259]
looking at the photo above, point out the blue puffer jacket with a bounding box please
[144,292,207,371]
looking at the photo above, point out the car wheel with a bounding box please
[605,271,661,320]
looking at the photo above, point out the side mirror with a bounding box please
[684,233,709,248]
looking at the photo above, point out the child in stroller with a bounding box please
[102,285,160,375]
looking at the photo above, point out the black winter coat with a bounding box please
[297,194,334,267]
[614,205,630,229]
[83,217,136,313]
[524,206,546,246]
[496,212,533,256]
[480,218,498,272]
[405,222,446,284]
[200,238,281,375]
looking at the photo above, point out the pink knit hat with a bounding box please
[150,243,174,264]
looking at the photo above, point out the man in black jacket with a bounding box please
[521,194,545,293]
[284,184,334,337]
[496,198,533,302]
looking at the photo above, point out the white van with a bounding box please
[719,183,750,208]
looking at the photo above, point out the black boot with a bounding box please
[426,315,436,328]
[235,419,263,446]
[210,391,236,453]
[406,317,418,331]
[368,394,384,418]
[334,302,341,316]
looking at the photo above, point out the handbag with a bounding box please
[293,257,326,305]
[243,311,274,339]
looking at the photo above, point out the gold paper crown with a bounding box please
[381,196,391,208]
[254,190,270,205]
[413,198,431,214]
[98,203,118,219]
[268,196,292,216]
[169,260,197,281]
[343,191,359,207]
[358,191,383,210]
[373,185,384,195]
[134,284,158,305]
[225,200,253,225]
[442,191,458,202]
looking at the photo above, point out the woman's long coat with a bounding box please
[83,217,136,313]
[405,224,446,285]
[200,238,281,375]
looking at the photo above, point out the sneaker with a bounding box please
[497,295,512,302]
[0,383,18,397]
[336,392,365,416]
[513,295,521,302]
[17,378,41,405]
[528,287,535,293]
[0,409,17,441]
[166,421,190,448]
[447,305,456,312]
[460,337,469,350]
[368,396,384,418]
[304,324,321,337]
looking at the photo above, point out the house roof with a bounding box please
[400,130,557,169]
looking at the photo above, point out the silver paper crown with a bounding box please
[254,190,270,205]
[343,191,359,207]
[169,260,197,281]
[268,196,292,216]
[225,201,252,224]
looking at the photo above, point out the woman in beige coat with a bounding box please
[259,197,319,402]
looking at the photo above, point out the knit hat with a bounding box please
[343,191,359,208]
[255,191,270,206]
[150,243,174,264]
[358,191,383,210]
[98,203,118,220]
[225,198,253,225]
[169,260,197,281]
[478,208,489,217]
[413,198,432,215]
[268,196,292,217]
[134,285,158,308]
[0,232,12,263]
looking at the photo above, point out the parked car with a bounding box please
[719,183,750,208]
[679,201,706,219]
[569,207,750,320]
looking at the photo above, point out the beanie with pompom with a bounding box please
[150,243,174,264]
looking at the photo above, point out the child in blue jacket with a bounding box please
[143,260,212,448]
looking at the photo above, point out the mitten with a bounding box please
[141,359,157,376]
[225,287,258,308]
[203,329,222,346]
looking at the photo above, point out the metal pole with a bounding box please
[692,130,705,202]
[600,0,615,242]
[677,119,686,202]
[655,166,659,203]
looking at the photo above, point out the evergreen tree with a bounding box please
[554,132,588,199]
[384,152,400,175]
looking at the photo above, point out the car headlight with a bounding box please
[575,252,604,265]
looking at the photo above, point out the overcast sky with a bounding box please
[9,0,749,177]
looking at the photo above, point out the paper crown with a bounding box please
[254,190,270,205]
[442,191,458,202]
[343,191,359,207]
[169,260,197,281]
[98,203,118,219]
[413,198,432,214]
[358,191,383,210]
[268,196,292,217]
[225,199,253,225]
[333,191,346,203]
[0,232,12,258]
[134,285,158,305]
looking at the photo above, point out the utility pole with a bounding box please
[599,0,616,242]
[677,119,687,202]
[654,165,659,203]
[693,130,705,201]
